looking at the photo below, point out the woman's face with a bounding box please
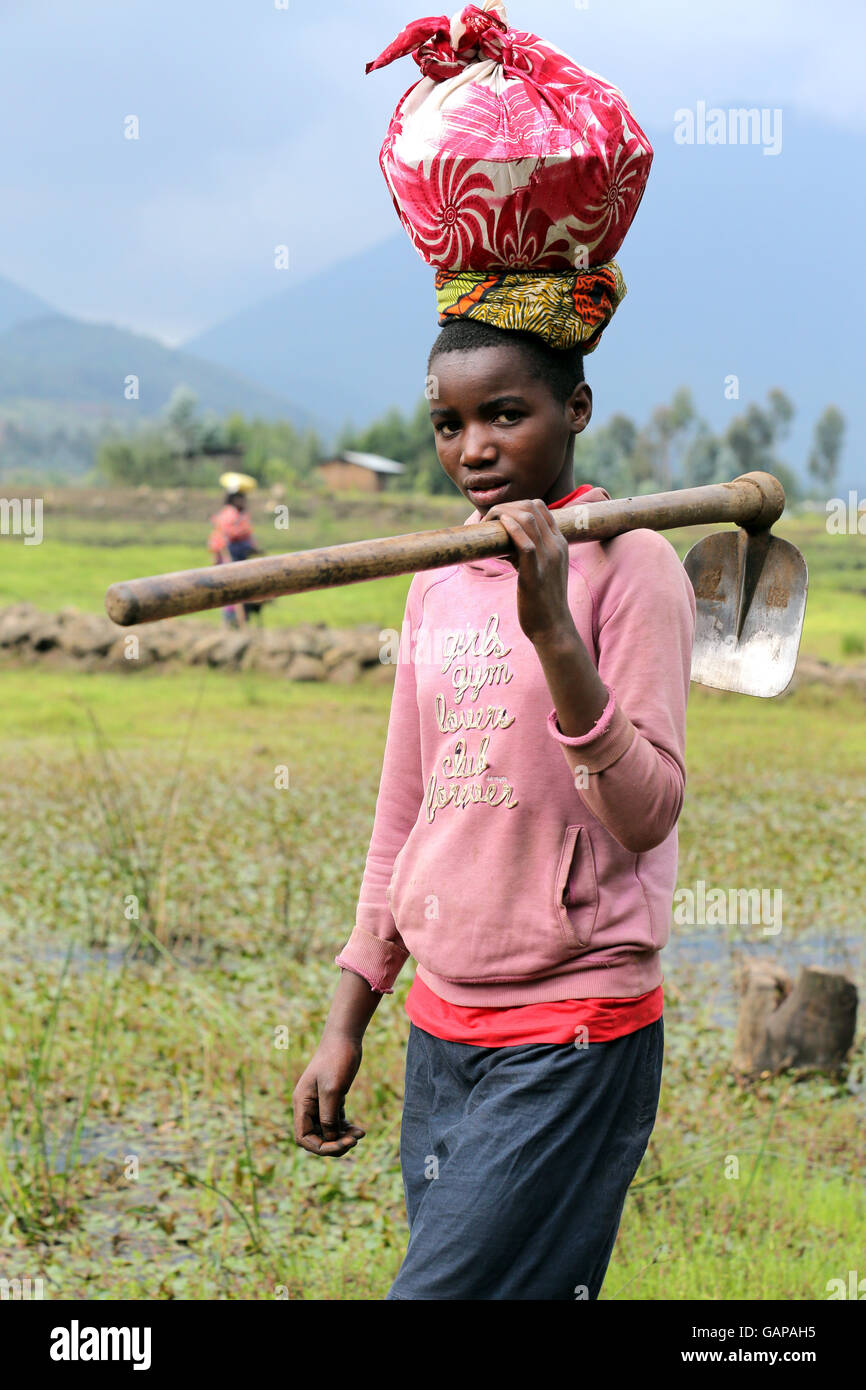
[428,343,592,513]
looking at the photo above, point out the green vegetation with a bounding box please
[1,492,863,662]
[336,384,847,502]
[98,387,324,491]
[0,474,862,1300]
[0,670,863,1298]
[13,377,833,502]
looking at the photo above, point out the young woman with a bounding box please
[292,316,696,1299]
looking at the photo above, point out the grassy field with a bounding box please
[0,663,864,1300]
[0,484,864,1300]
[2,489,865,661]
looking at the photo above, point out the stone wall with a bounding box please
[0,603,394,684]
[3,602,864,694]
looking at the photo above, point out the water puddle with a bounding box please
[663,925,865,1030]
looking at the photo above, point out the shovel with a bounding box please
[105,469,807,698]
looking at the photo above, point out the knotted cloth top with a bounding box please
[366,3,652,350]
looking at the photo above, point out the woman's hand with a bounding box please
[292,1033,366,1158]
[484,499,574,645]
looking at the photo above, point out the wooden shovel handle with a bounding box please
[105,471,784,626]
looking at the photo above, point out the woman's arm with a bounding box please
[294,583,426,1156]
[292,968,382,1157]
[487,500,695,854]
[544,531,695,852]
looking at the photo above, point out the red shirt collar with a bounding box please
[548,484,594,510]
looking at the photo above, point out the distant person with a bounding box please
[208,473,266,627]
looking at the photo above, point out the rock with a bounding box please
[239,633,293,673]
[285,653,328,681]
[354,629,388,665]
[140,625,189,661]
[0,610,39,646]
[322,637,362,669]
[207,632,252,667]
[366,660,396,685]
[30,618,64,651]
[326,654,362,684]
[251,648,295,675]
[105,636,156,670]
[288,625,331,657]
[0,605,403,682]
[188,632,227,665]
[58,616,117,658]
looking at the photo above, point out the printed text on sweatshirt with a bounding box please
[335,487,697,1005]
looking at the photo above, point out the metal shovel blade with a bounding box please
[683,529,808,697]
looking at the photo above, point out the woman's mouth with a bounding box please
[466,478,511,505]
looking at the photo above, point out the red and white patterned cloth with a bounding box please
[367,2,653,273]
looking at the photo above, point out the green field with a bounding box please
[0,665,864,1299]
[1,487,864,1300]
[2,491,865,662]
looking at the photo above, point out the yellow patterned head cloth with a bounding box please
[434,261,626,352]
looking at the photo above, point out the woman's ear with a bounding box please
[568,382,593,436]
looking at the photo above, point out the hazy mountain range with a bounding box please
[0,278,311,429]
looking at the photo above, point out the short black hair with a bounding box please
[427,318,585,406]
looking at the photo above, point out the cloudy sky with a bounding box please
[3,0,865,343]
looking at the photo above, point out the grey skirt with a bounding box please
[386,1016,663,1301]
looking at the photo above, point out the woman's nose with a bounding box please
[459,424,496,465]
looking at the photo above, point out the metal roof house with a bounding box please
[316,450,405,493]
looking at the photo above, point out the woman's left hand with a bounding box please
[483,499,575,646]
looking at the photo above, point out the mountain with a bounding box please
[182,115,864,488]
[183,236,436,444]
[0,312,312,425]
[0,273,57,334]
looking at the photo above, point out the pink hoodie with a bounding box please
[335,488,696,1005]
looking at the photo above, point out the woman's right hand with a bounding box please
[292,1033,366,1158]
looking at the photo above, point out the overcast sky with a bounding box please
[3,0,864,344]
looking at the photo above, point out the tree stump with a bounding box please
[732,960,858,1077]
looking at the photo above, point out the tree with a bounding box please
[163,386,203,457]
[767,388,794,441]
[721,393,798,495]
[576,413,640,495]
[98,427,183,486]
[682,426,723,488]
[198,413,231,453]
[807,405,846,491]
[642,388,697,489]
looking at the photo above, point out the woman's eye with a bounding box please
[435,421,460,437]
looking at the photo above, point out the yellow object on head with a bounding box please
[219,471,258,494]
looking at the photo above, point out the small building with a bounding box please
[316,450,405,493]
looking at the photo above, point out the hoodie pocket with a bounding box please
[554,824,599,950]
